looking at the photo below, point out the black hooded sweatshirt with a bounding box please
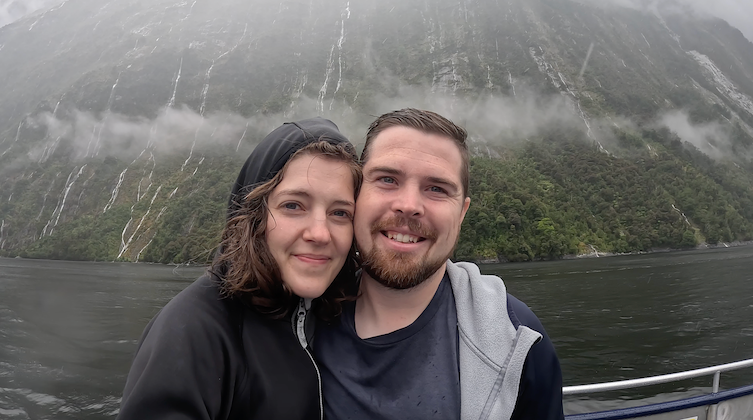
[117,118,351,420]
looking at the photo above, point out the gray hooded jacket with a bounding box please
[447,260,561,420]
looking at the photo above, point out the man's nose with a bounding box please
[391,186,424,217]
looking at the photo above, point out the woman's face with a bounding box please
[265,153,356,299]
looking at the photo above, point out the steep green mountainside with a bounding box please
[0,0,752,263]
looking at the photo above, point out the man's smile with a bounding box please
[383,230,426,244]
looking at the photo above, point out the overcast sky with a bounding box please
[599,0,753,43]
[690,0,753,42]
[0,0,63,28]
[3,0,751,43]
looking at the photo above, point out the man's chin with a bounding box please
[360,248,447,290]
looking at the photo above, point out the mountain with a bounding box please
[0,0,64,28]
[0,0,752,263]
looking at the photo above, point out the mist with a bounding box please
[588,0,753,43]
[0,0,63,29]
[26,106,254,162]
[658,109,731,159]
[24,85,585,160]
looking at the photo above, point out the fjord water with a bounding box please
[1,246,752,418]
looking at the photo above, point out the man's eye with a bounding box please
[379,177,395,184]
[429,186,447,194]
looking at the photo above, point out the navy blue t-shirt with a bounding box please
[313,273,460,420]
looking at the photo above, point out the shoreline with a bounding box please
[476,240,753,264]
[3,241,753,266]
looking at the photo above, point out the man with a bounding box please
[314,108,564,419]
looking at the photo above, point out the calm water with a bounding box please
[0,246,752,418]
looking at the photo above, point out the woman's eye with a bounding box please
[332,210,353,219]
[283,202,301,210]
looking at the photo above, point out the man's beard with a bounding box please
[359,216,451,290]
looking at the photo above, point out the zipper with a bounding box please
[294,299,324,420]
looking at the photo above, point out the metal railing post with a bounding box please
[713,371,721,393]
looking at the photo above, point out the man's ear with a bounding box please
[459,196,471,224]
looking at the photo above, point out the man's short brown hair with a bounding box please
[362,108,469,197]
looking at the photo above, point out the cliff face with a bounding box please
[1,0,752,262]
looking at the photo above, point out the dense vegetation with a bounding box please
[457,128,753,262]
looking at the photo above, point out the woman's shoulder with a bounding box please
[146,273,244,342]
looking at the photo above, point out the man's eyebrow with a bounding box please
[366,166,403,177]
[428,176,460,192]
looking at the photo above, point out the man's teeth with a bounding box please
[387,232,419,243]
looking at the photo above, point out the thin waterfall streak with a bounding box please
[578,43,595,79]
[36,178,57,220]
[103,168,128,213]
[508,71,515,97]
[318,45,336,113]
[168,58,183,108]
[135,205,169,262]
[182,126,200,171]
[13,118,25,143]
[118,216,134,257]
[236,123,249,152]
[53,96,64,116]
[54,165,87,228]
[85,126,96,158]
[118,185,162,259]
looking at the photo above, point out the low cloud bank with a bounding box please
[657,109,740,159]
[25,106,281,163]
[16,84,748,169]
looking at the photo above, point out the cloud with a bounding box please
[658,109,731,159]
[0,0,64,29]
[679,0,753,43]
[25,106,264,163]
[585,0,753,43]
[327,81,585,150]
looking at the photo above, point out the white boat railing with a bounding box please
[563,358,753,396]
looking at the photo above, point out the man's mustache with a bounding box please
[370,216,438,241]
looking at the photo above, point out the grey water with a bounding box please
[0,246,752,418]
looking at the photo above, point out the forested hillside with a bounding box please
[0,0,752,263]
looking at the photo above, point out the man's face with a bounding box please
[354,126,470,289]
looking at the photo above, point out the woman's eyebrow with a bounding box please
[275,189,354,207]
[332,199,356,207]
[273,189,311,198]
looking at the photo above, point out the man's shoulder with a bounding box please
[446,260,506,293]
[505,293,546,333]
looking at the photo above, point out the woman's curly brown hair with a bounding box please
[211,140,361,320]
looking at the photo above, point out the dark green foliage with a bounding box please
[456,130,753,262]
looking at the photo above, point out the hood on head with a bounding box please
[227,117,350,217]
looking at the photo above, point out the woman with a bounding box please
[118,118,361,420]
